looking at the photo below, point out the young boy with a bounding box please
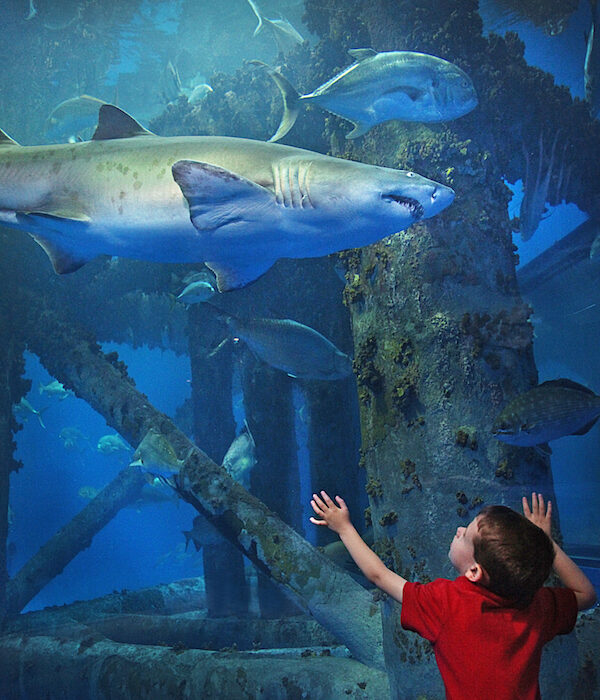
[310,491,597,700]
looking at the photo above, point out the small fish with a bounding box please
[97,433,131,454]
[187,83,214,105]
[222,421,257,488]
[225,314,353,380]
[519,131,563,241]
[492,378,600,446]
[79,481,176,509]
[161,61,185,104]
[129,427,185,479]
[44,95,109,143]
[13,397,47,428]
[246,0,304,54]
[253,49,477,142]
[182,514,223,551]
[586,0,600,119]
[177,278,216,304]
[39,379,74,400]
[59,426,89,450]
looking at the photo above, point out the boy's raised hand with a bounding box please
[522,492,552,539]
[310,491,351,534]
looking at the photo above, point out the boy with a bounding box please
[310,491,596,700]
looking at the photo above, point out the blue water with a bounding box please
[5,0,599,614]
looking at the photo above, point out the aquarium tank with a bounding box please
[0,0,598,698]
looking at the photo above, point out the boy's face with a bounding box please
[449,515,480,574]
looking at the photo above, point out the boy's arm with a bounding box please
[523,493,597,611]
[310,491,407,603]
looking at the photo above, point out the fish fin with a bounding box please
[0,128,20,148]
[246,0,263,34]
[27,231,93,274]
[383,84,425,101]
[345,121,371,139]
[172,159,276,232]
[347,48,377,61]
[249,60,300,142]
[538,378,596,395]
[205,258,278,292]
[92,104,154,140]
[572,416,600,436]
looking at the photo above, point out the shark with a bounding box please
[0,104,454,291]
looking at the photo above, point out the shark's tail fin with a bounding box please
[249,60,301,142]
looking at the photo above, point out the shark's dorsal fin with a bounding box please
[92,104,154,141]
[348,48,378,62]
[0,128,20,148]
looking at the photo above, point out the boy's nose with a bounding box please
[456,526,465,538]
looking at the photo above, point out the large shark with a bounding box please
[0,105,454,291]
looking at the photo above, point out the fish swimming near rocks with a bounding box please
[252,49,478,142]
[492,378,600,446]
[0,104,454,292]
[59,426,89,450]
[224,313,353,380]
[182,514,222,551]
[44,95,109,143]
[177,276,216,304]
[585,0,600,119]
[222,421,257,487]
[187,83,214,105]
[39,379,74,400]
[97,433,131,454]
[246,0,304,54]
[13,397,47,428]
[130,427,187,480]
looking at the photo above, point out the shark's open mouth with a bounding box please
[382,194,425,220]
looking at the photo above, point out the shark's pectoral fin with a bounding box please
[205,257,278,292]
[172,160,276,232]
[17,211,94,274]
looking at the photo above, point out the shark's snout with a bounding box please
[427,183,454,217]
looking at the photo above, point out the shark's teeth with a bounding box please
[382,194,424,220]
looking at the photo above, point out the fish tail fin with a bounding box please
[249,60,301,142]
[37,406,48,429]
[246,0,264,35]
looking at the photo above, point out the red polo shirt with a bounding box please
[401,576,577,700]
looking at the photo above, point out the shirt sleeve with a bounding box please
[537,586,578,643]
[400,579,452,643]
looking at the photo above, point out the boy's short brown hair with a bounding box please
[474,505,555,607]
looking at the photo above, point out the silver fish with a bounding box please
[0,104,454,292]
[97,433,131,454]
[39,379,73,400]
[247,0,304,54]
[44,95,109,143]
[177,279,216,304]
[227,314,353,380]
[253,49,478,141]
[222,422,257,487]
[187,83,214,105]
[585,0,600,119]
[59,426,89,450]
[13,397,47,428]
[130,427,184,478]
[492,378,600,446]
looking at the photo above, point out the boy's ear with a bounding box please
[465,562,489,584]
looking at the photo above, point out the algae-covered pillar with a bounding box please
[188,303,250,617]
[297,0,587,695]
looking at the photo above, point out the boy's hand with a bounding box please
[310,491,351,534]
[522,492,552,539]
